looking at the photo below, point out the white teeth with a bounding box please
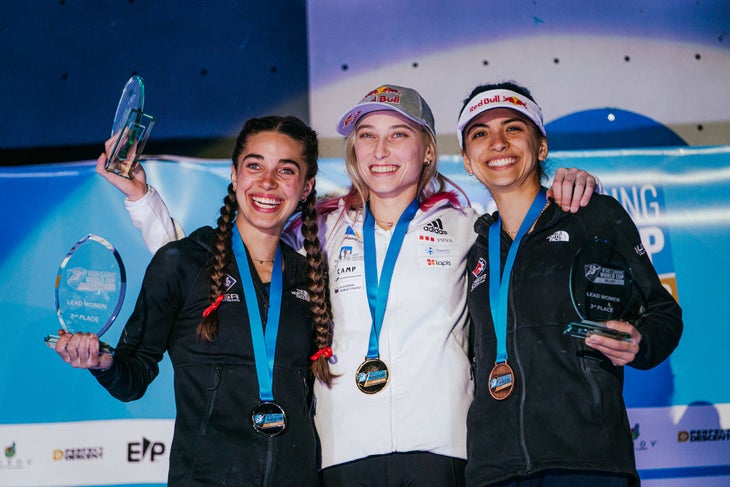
[488,158,516,167]
[252,196,281,208]
[371,165,397,174]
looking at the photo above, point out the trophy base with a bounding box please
[563,321,632,342]
[44,335,115,355]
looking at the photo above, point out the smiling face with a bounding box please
[352,111,434,205]
[462,107,548,195]
[231,131,314,237]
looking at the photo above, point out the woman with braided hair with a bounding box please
[54,115,330,486]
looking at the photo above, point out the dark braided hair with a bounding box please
[300,186,336,386]
[196,115,335,386]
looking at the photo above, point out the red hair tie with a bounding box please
[202,295,225,317]
[310,346,333,362]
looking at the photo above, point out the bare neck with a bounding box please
[235,220,281,283]
[367,187,419,227]
[491,183,544,236]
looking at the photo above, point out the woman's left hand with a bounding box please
[585,320,642,366]
[549,167,598,213]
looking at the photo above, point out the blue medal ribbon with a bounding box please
[488,189,547,364]
[232,225,283,402]
[363,199,420,359]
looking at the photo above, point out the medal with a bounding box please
[488,361,514,400]
[251,401,287,437]
[231,226,287,435]
[359,199,419,396]
[487,190,547,403]
[355,358,389,394]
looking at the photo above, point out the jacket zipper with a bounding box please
[511,217,551,476]
[262,437,274,487]
[508,232,533,475]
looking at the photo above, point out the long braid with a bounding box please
[301,188,336,386]
[197,183,238,341]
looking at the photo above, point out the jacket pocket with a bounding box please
[198,365,221,436]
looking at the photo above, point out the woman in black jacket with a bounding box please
[457,81,682,487]
[54,115,333,486]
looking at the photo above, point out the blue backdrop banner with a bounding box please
[1,146,728,486]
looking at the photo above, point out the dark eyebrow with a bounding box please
[465,117,529,137]
[242,152,302,168]
[278,159,302,168]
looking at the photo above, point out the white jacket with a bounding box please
[125,185,185,253]
[315,197,477,468]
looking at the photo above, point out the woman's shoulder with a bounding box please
[579,193,630,219]
[153,226,215,260]
[421,192,480,219]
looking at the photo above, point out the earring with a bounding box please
[424,159,432,167]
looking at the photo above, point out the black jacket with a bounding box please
[92,226,320,486]
[465,194,682,486]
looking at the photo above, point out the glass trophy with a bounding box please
[44,234,126,355]
[563,238,633,342]
[105,76,156,179]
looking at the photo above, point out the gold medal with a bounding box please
[355,358,389,394]
[488,362,514,400]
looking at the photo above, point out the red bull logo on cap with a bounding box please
[362,85,401,104]
[468,94,527,113]
[343,110,362,128]
[468,95,500,112]
[503,96,528,108]
[364,85,400,98]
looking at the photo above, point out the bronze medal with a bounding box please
[488,362,514,400]
[355,358,389,394]
[251,401,287,437]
